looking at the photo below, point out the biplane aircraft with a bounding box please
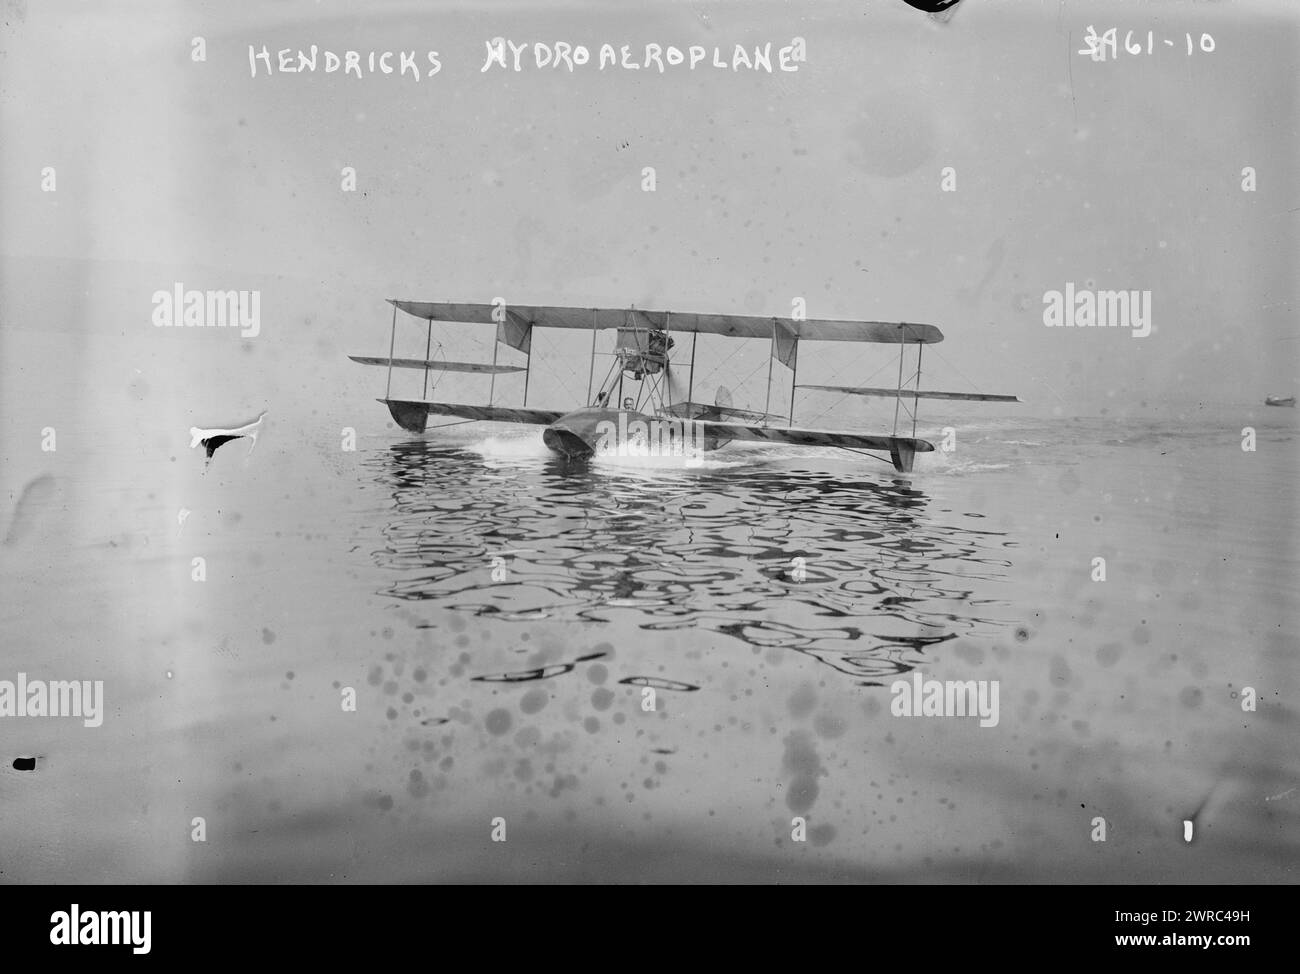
[350,300,1019,473]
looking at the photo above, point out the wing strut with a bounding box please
[523,339,532,406]
[385,302,397,399]
[586,309,597,405]
[788,339,799,426]
[664,311,673,408]
[764,319,776,420]
[422,318,433,399]
[686,332,697,405]
[912,342,923,437]
[892,338,907,435]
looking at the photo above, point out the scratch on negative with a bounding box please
[1066,32,1077,124]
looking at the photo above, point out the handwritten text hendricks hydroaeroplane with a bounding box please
[350,301,1018,473]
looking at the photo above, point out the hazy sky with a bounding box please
[2,0,1297,441]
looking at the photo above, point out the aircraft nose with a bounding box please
[542,425,593,458]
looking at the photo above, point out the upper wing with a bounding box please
[350,355,524,374]
[389,300,943,345]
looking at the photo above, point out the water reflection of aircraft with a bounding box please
[351,300,1017,473]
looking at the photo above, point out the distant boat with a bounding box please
[1265,395,1296,407]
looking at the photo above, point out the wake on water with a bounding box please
[469,433,551,459]
[469,431,753,472]
[462,428,1012,478]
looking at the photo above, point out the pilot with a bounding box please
[594,390,609,407]
[622,397,635,411]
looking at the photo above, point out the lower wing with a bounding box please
[380,399,564,427]
[690,420,934,454]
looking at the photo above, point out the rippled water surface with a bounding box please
[370,440,1019,683]
[2,413,1296,882]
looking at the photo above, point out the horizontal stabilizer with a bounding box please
[800,385,1020,403]
[663,401,774,423]
[351,355,524,374]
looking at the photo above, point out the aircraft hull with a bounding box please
[543,407,710,458]
[543,407,614,458]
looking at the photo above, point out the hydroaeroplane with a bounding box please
[350,300,1018,473]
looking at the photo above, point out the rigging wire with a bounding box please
[837,446,894,465]
[800,349,898,427]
